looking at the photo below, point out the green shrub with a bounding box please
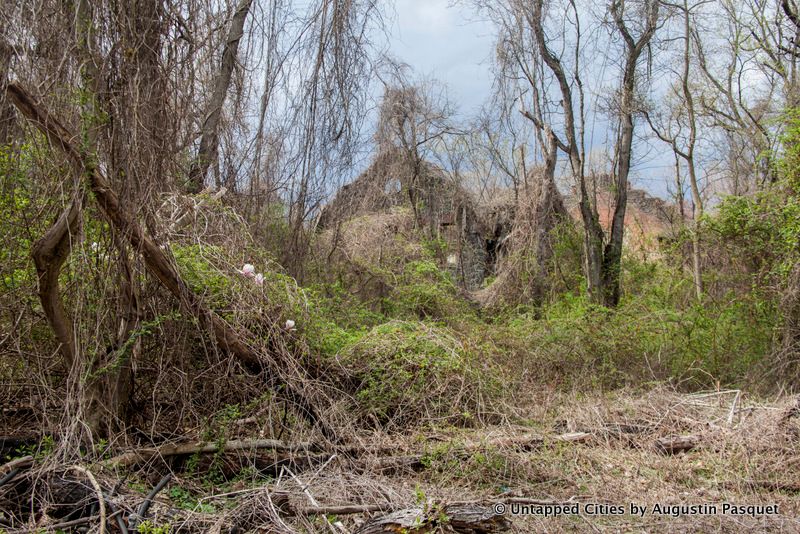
[337,320,502,427]
[706,191,800,281]
[383,260,475,323]
[171,244,234,309]
[136,520,171,534]
[491,258,778,389]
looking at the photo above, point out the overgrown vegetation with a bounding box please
[2,0,800,531]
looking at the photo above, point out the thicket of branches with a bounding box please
[1,0,799,475]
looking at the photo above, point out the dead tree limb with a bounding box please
[31,189,84,370]
[0,455,33,476]
[186,0,254,193]
[355,502,511,534]
[106,439,317,468]
[296,497,576,520]
[6,82,338,443]
[68,465,106,534]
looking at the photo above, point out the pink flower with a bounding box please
[239,263,255,277]
[285,319,296,331]
[254,273,264,285]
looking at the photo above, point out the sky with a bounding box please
[387,0,495,118]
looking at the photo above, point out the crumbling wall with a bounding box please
[317,149,490,290]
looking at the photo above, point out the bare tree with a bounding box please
[479,0,659,306]
[186,0,254,194]
[474,0,590,303]
[374,65,457,234]
[281,0,380,278]
[646,0,705,300]
[693,0,784,191]
[601,0,661,306]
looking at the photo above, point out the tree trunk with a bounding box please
[530,132,569,304]
[0,31,14,146]
[681,0,703,300]
[688,161,704,300]
[603,0,659,307]
[31,192,84,374]
[186,0,254,193]
[580,184,605,304]
[72,0,141,437]
[530,0,605,305]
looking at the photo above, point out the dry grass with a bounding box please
[5,387,796,532]
[156,388,798,532]
[315,207,423,279]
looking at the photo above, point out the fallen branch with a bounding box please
[0,468,21,487]
[298,497,576,518]
[6,82,337,442]
[3,515,98,534]
[0,455,33,476]
[139,473,172,518]
[355,502,511,534]
[107,438,318,468]
[284,465,346,533]
[654,435,699,454]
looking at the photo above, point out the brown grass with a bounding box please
[5,387,797,532]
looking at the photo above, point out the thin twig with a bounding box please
[284,466,346,534]
[727,390,741,426]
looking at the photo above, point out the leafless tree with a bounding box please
[477,0,659,306]
[373,63,459,233]
[600,0,661,306]
[646,0,707,300]
[187,0,254,194]
[692,0,786,191]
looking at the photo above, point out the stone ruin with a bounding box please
[318,152,679,292]
[317,149,490,291]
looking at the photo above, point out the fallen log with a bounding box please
[355,502,511,534]
[6,82,337,443]
[299,497,575,519]
[106,439,318,468]
[0,456,33,476]
[654,435,698,454]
